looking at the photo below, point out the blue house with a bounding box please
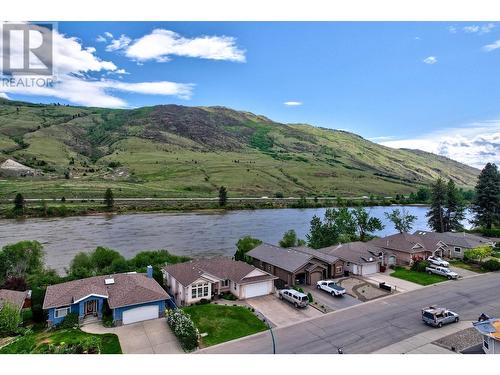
[43,266,171,326]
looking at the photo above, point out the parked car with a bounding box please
[425,265,459,279]
[278,289,309,308]
[316,280,346,297]
[427,256,450,267]
[422,306,459,327]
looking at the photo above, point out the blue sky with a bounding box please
[1,22,499,167]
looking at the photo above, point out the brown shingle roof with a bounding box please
[414,230,494,249]
[319,241,384,264]
[162,257,276,286]
[43,273,169,309]
[0,289,28,311]
[369,233,429,253]
[247,243,314,272]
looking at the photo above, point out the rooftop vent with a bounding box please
[104,278,115,285]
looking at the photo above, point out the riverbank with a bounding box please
[0,196,429,219]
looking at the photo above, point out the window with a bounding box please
[336,265,343,273]
[54,306,70,319]
[222,279,229,287]
[191,282,209,299]
[454,247,461,253]
[234,282,237,291]
[484,337,489,350]
[266,264,272,272]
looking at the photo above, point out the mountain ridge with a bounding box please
[0,98,479,198]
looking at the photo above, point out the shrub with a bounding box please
[45,336,100,354]
[221,293,237,301]
[57,312,79,329]
[166,309,199,352]
[307,292,313,303]
[411,260,429,273]
[0,303,22,336]
[197,298,210,305]
[102,314,114,328]
[482,259,500,272]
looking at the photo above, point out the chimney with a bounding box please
[147,265,153,278]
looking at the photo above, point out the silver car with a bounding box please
[422,306,460,328]
[278,289,309,308]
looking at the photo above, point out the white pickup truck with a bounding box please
[316,280,346,297]
[425,266,459,280]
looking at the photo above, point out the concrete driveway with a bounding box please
[246,294,322,327]
[366,272,423,292]
[449,265,478,279]
[82,318,183,354]
[302,285,362,311]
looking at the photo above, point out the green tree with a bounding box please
[0,303,21,336]
[0,241,44,282]
[218,186,228,207]
[279,229,306,248]
[444,179,466,232]
[385,208,417,233]
[13,193,25,212]
[464,245,493,263]
[416,187,430,202]
[352,207,384,241]
[472,163,500,230]
[68,252,94,279]
[234,236,262,263]
[104,188,114,209]
[427,178,447,232]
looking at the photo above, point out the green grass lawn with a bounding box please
[390,267,447,286]
[0,328,121,354]
[183,304,267,347]
[449,260,487,273]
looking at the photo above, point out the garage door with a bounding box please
[122,305,159,325]
[244,282,270,299]
[309,271,323,285]
[361,263,379,276]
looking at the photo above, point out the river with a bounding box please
[0,206,473,272]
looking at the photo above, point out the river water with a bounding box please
[0,206,473,272]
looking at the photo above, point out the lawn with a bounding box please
[0,328,121,354]
[183,304,267,347]
[390,267,447,286]
[449,260,487,273]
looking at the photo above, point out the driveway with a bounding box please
[246,294,322,327]
[449,265,478,279]
[366,272,423,292]
[302,285,362,311]
[82,318,183,354]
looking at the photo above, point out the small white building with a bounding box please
[473,316,500,354]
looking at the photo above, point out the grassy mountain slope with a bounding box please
[0,98,479,199]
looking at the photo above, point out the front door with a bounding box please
[85,300,97,316]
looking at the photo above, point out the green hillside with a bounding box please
[0,98,479,199]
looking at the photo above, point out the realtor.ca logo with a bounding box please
[1,22,55,88]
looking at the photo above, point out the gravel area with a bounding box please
[433,327,483,353]
[338,277,390,302]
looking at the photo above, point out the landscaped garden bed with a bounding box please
[183,303,268,347]
[0,328,121,354]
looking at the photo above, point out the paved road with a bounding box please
[200,272,500,354]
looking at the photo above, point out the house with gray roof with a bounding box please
[368,233,432,265]
[162,257,277,306]
[43,266,170,326]
[0,289,30,312]
[318,241,384,276]
[414,230,495,259]
[247,243,345,287]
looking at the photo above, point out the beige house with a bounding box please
[369,233,433,265]
[162,257,276,306]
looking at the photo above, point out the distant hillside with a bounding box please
[0,98,479,199]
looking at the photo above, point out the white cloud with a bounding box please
[96,35,107,43]
[104,32,114,39]
[379,120,500,168]
[422,56,437,64]
[483,40,500,52]
[0,24,194,107]
[283,101,302,106]
[448,26,457,34]
[464,23,495,34]
[124,29,246,63]
[0,93,9,99]
[463,25,480,33]
[106,35,132,52]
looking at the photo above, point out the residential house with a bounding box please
[247,243,345,288]
[318,241,384,276]
[414,230,495,259]
[369,233,432,265]
[43,266,170,326]
[162,257,277,306]
[473,316,500,354]
[0,289,30,312]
